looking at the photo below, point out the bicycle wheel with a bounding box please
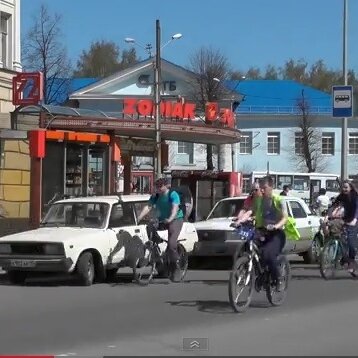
[177,243,188,281]
[319,239,340,280]
[133,242,157,286]
[228,254,254,313]
[266,255,290,306]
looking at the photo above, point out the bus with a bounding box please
[242,171,340,203]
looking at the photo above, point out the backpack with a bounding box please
[154,186,193,220]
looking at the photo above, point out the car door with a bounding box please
[133,201,168,251]
[286,199,312,252]
[107,202,145,265]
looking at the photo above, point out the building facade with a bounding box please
[0,0,21,125]
[0,0,25,235]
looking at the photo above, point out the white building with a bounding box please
[0,0,22,128]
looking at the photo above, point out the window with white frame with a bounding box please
[176,141,194,164]
[267,132,280,155]
[295,132,303,155]
[349,133,358,155]
[239,131,252,154]
[0,13,9,68]
[321,132,335,155]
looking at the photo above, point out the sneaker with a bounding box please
[169,261,181,282]
[275,278,284,292]
[348,261,356,273]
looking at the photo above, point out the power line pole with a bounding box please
[341,0,348,180]
[154,19,162,179]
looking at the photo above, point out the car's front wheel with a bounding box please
[303,233,323,264]
[76,252,95,286]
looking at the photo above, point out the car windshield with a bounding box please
[41,202,110,229]
[207,199,245,219]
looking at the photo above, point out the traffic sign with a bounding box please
[332,85,353,118]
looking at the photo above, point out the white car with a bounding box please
[191,195,321,265]
[0,195,198,285]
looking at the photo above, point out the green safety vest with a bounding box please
[253,194,300,241]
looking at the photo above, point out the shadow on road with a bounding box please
[166,299,233,314]
[183,279,227,286]
[166,299,273,314]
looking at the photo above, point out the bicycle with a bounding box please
[319,218,358,280]
[133,221,189,285]
[228,220,290,313]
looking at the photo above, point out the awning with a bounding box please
[15,104,241,145]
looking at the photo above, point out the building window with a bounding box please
[0,13,9,68]
[349,133,358,155]
[295,132,303,155]
[321,132,335,155]
[267,132,280,155]
[176,141,194,164]
[239,132,252,154]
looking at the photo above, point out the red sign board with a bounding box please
[12,72,44,106]
[123,98,235,128]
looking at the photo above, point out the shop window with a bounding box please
[176,141,194,164]
[88,146,105,196]
[65,144,83,197]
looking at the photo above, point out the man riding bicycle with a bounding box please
[252,176,295,289]
[137,177,184,281]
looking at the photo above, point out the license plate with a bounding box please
[10,260,36,268]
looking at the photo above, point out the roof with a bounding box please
[55,194,150,205]
[225,80,332,115]
[69,58,198,99]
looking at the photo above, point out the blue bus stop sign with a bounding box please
[332,85,353,117]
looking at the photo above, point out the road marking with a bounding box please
[107,345,117,348]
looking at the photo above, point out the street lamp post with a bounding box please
[341,0,348,180]
[154,19,162,179]
[213,77,245,172]
[124,23,182,180]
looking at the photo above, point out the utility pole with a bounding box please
[154,19,162,179]
[340,0,348,180]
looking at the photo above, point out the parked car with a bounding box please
[191,195,321,266]
[0,195,198,285]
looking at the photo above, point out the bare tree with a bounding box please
[188,47,232,170]
[290,90,327,172]
[22,4,72,104]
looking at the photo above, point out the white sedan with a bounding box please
[191,195,321,265]
[0,195,198,285]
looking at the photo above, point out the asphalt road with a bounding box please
[0,263,358,356]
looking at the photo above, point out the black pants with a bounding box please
[345,224,357,261]
[260,229,286,282]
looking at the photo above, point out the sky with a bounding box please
[21,0,358,74]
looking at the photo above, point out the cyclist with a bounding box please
[137,177,184,281]
[329,180,358,273]
[252,176,293,290]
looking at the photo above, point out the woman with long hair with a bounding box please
[235,181,262,224]
[331,180,358,272]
